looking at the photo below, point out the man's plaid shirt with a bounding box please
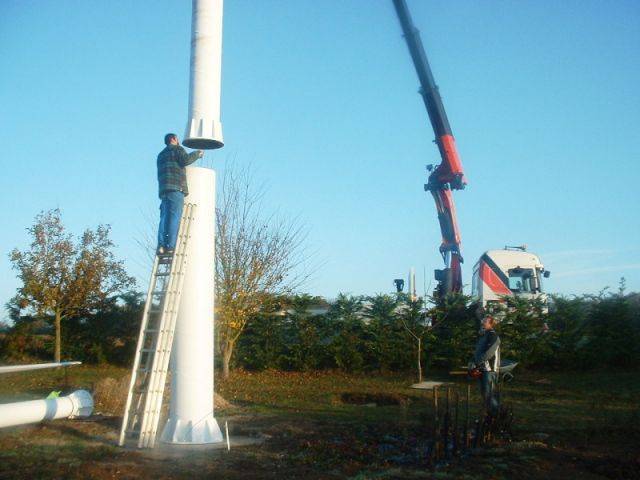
[157,145,200,198]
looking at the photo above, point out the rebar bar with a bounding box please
[453,390,459,455]
[464,384,470,449]
[473,418,480,448]
[433,386,439,460]
[443,387,450,459]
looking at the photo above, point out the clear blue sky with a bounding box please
[1,0,639,316]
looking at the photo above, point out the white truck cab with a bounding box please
[471,246,550,309]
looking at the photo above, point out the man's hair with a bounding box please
[164,133,178,145]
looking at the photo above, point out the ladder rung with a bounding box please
[141,349,169,355]
[135,389,162,396]
[133,387,164,395]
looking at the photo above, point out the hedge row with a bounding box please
[2,289,639,373]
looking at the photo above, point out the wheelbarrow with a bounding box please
[499,359,518,382]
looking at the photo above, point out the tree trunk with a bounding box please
[54,310,62,363]
[417,337,423,383]
[221,340,235,379]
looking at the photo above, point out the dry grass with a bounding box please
[0,367,638,479]
[92,376,130,414]
[93,374,234,415]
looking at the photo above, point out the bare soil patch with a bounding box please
[339,391,408,406]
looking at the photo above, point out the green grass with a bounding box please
[0,366,638,479]
[0,364,126,402]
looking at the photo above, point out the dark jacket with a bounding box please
[474,329,500,372]
[157,145,200,198]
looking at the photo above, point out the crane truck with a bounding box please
[393,1,551,307]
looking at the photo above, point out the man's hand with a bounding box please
[197,150,204,158]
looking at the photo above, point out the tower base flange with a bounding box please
[160,414,223,444]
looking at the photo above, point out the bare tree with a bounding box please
[397,295,432,383]
[9,209,135,362]
[216,166,310,378]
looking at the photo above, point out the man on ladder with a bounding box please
[157,133,203,254]
[119,135,200,447]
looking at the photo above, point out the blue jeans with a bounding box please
[157,191,185,250]
[480,371,499,416]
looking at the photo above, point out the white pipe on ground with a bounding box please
[0,361,81,375]
[183,0,224,150]
[160,167,223,444]
[0,390,93,429]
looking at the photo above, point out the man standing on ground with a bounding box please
[471,315,501,415]
[157,133,203,254]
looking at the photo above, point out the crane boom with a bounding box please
[392,0,467,296]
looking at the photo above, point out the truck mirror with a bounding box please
[544,271,551,278]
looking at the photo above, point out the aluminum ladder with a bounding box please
[118,203,196,448]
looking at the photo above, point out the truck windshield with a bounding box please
[508,268,536,293]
